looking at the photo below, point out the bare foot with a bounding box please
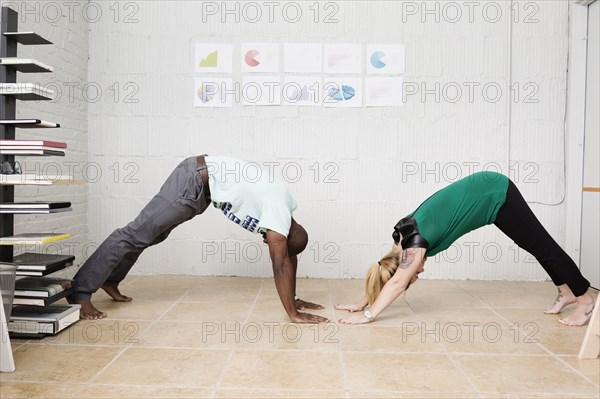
[544,285,576,314]
[558,293,595,327]
[67,295,107,320]
[101,285,133,302]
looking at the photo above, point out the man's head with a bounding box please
[287,218,308,257]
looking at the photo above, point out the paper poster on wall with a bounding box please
[365,77,404,107]
[323,78,362,107]
[367,44,405,75]
[284,43,323,73]
[324,44,362,74]
[242,76,281,106]
[241,43,280,73]
[282,76,322,106]
[195,44,232,73]
[194,78,234,108]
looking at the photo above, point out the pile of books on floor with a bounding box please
[0,139,66,156]
[8,304,80,338]
[0,201,71,214]
[8,275,80,338]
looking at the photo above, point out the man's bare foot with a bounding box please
[101,285,133,302]
[558,292,595,327]
[67,295,107,320]
[544,285,576,314]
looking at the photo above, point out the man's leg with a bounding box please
[71,156,210,318]
[494,180,594,326]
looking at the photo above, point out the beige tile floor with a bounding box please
[1,276,599,399]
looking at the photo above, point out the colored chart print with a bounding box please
[195,44,232,73]
[367,44,405,74]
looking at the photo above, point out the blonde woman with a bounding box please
[336,171,595,327]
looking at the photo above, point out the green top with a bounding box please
[411,172,509,257]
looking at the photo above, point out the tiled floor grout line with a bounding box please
[78,346,129,386]
[327,281,351,399]
[209,284,264,396]
[450,282,600,389]
[484,306,600,388]
[408,287,485,399]
[4,278,597,398]
[70,286,214,396]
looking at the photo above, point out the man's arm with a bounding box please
[265,229,328,324]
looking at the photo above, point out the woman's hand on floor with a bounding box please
[338,313,371,325]
[334,303,364,312]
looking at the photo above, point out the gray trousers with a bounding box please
[72,156,210,300]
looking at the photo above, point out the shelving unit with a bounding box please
[0,6,78,371]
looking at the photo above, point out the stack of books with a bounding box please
[0,201,71,214]
[8,304,80,338]
[13,276,73,306]
[0,139,66,156]
[12,252,75,276]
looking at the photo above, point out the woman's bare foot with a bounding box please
[559,292,595,327]
[101,285,133,302]
[67,295,107,320]
[544,285,576,314]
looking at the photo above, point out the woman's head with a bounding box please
[365,246,400,305]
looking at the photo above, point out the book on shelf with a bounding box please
[12,288,71,306]
[0,202,71,209]
[12,253,75,270]
[0,119,60,128]
[16,265,72,277]
[8,304,80,337]
[0,232,70,245]
[12,252,75,271]
[0,139,66,148]
[0,173,75,185]
[14,276,72,298]
[0,207,71,214]
[0,149,65,156]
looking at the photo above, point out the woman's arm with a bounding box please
[339,247,426,324]
[335,295,369,312]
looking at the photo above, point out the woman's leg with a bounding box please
[494,180,594,326]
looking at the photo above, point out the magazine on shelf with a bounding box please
[0,202,71,209]
[0,119,60,128]
[0,139,66,148]
[0,233,70,245]
[12,289,71,306]
[0,207,72,214]
[14,276,72,298]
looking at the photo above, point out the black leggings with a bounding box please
[494,180,590,297]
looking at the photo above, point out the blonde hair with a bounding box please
[365,246,400,305]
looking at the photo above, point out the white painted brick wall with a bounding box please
[4,1,89,278]
[82,1,572,281]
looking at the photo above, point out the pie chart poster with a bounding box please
[241,43,280,73]
[367,44,405,75]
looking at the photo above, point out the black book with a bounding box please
[12,253,75,276]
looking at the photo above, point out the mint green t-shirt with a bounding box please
[206,156,297,237]
[411,172,509,257]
